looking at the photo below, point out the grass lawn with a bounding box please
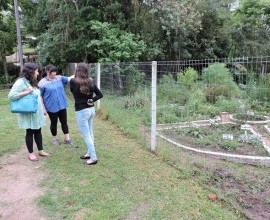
[0,89,241,219]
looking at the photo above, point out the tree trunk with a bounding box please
[0,49,9,82]
[3,55,8,82]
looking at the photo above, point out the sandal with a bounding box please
[39,150,49,157]
[85,159,98,165]
[28,153,39,161]
[80,155,90,159]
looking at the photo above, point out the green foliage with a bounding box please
[0,14,16,54]
[221,140,239,150]
[177,67,198,89]
[0,75,15,84]
[122,92,149,109]
[186,87,206,113]
[158,74,189,105]
[88,21,145,62]
[0,2,16,78]
[214,96,240,113]
[6,63,20,77]
[122,65,145,95]
[199,104,221,117]
[188,0,234,58]
[202,63,241,103]
[20,0,270,61]
[229,0,270,56]
[187,127,206,139]
[157,107,181,124]
[247,74,270,102]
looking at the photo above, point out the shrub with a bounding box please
[186,87,207,114]
[158,74,189,105]
[122,65,145,95]
[248,74,270,102]
[122,92,149,109]
[202,63,241,103]
[0,75,15,84]
[7,63,20,77]
[214,96,240,113]
[199,104,220,117]
[221,140,238,151]
[177,67,198,89]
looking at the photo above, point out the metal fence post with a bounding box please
[97,63,101,110]
[151,61,157,151]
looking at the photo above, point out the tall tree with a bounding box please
[0,0,16,80]
[229,0,270,56]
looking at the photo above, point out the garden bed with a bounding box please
[160,123,269,156]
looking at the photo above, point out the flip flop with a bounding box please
[85,160,98,165]
[80,155,90,159]
[28,155,39,161]
[39,152,49,157]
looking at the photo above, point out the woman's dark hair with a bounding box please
[46,64,57,73]
[74,63,93,95]
[21,63,39,87]
[40,66,47,78]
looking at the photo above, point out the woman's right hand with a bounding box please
[19,87,34,98]
[87,99,94,106]
[26,87,34,94]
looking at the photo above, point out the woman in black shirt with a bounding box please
[70,63,103,165]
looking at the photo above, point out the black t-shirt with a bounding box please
[70,79,103,111]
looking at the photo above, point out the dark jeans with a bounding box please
[47,109,69,136]
[25,128,43,153]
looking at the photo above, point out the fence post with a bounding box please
[151,61,157,152]
[97,63,101,110]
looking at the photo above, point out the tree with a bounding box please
[229,0,270,56]
[88,21,145,62]
[0,0,16,80]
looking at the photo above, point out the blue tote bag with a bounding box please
[10,93,38,113]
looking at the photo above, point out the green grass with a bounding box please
[0,89,242,219]
[0,90,25,156]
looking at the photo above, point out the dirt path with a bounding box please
[0,147,47,220]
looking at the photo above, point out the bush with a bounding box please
[122,92,149,109]
[0,62,20,80]
[177,67,198,89]
[157,108,180,123]
[214,96,240,113]
[0,75,15,84]
[7,63,20,77]
[221,140,238,151]
[122,65,145,95]
[158,74,189,105]
[185,87,208,117]
[202,63,241,103]
[247,74,270,102]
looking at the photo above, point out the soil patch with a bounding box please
[159,123,270,219]
[0,147,47,220]
[161,123,269,156]
[205,166,270,220]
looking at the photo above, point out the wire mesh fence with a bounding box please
[65,58,270,218]
[66,61,153,148]
[65,56,270,156]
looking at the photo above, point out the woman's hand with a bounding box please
[44,111,48,117]
[26,87,34,94]
[87,99,94,106]
[19,87,34,97]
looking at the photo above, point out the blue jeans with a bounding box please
[75,107,97,161]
